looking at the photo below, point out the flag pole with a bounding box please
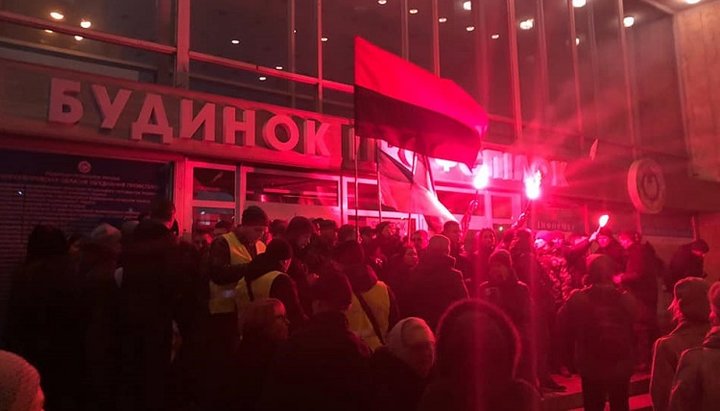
[375,140,382,222]
[408,152,417,230]
[354,133,360,233]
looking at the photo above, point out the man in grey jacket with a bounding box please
[650,277,710,411]
[668,281,720,411]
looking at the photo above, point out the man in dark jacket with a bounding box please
[668,239,709,290]
[403,235,469,330]
[558,254,638,411]
[259,273,372,411]
[618,231,660,371]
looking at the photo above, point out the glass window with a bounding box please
[191,0,290,72]
[437,190,485,215]
[193,207,235,230]
[193,167,235,202]
[0,0,175,43]
[439,0,478,102]
[347,182,395,211]
[480,0,515,119]
[408,0,434,72]
[515,0,542,126]
[544,0,579,134]
[247,172,338,207]
[322,0,402,84]
[491,195,513,219]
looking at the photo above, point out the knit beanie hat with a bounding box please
[386,317,435,375]
[0,350,41,411]
[241,206,269,226]
[670,277,710,323]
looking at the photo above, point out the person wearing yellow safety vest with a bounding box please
[236,239,307,333]
[204,206,268,410]
[332,240,400,351]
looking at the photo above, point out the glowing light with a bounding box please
[258,76,267,81]
[463,1,472,11]
[74,35,84,41]
[80,19,92,29]
[49,11,64,21]
[466,26,475,32]
[231,39,240,45]
[491,33,500,40]
[378,0,387,4]
[409,8,419,14]
[438,17,448,23]
[686,0,701,4]
[519,18,535,30]
[524,171,542,200]
[576,37,580,45]
[473,164,491,190]
[275,66,283,70]
[498,226,504,231]
[623,16,635,27]
[44,29,54,33]
[321,37,328,42]
[572,0,587,8]
[598,214,610,228]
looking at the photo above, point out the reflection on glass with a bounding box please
[193,207,235,230]
[544,0,579,134]
[439,0,477,102]
[193,168,235,202]
[322,0,401,83]
[491,195,513,219]
[247,173,338,207]
[0,0,175,43]
[347,182,395,211]
[515,0,542,125]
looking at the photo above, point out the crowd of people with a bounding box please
[0,199,718,411]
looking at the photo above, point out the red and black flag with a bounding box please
[354,37,487,167]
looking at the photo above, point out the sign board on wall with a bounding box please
[0,150,168,284]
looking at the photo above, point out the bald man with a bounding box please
[401,235,469,330]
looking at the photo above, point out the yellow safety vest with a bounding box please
[208,232,266,315]
[347,281,391,351]
[236,270,284,321]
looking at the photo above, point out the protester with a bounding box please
[441,221,472,280]
[304,219,337,274]
[236,239,306,333]
[0,350,45,411]
[667,281,720,411]
[617,230,661,371]
[267,219,287,243]
[474,228,497,291]
[6,224,84,411]
[337,224,357,243]
[403,235,468,330]
[668,239,709,290]
[477,249,534,383]
[283,216,316,314]
[191,227,214,255]
[593,228,625,272]
[650,278,710,411]
[370,318,435,411]
[375,222,404,268]
[410,230,429,256]
[419,300,540,411]
[332,241,398,350]
[231,299,289,411]
[385,245,419,303]
[557,254,638,411]
[258,273,372,411]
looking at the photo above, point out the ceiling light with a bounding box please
[572,0,587,8]
[463,1,472,11]
[576,37,580,45]
[275,66,283,70]
[80,19,92,29]
[231,39,240,45]
[378,0,387,4]
[623,16,635,27]
[519,18,535,30]
[44,29,54,33]
[491,33,500,40]
[686,0,701,3]
[49,11,64,20]
[259,76,267,81]
[466,26,475,32]
[321,37,328,42]
[409,8,419,14]
[438,17,448,23]
[74,35,84,41]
